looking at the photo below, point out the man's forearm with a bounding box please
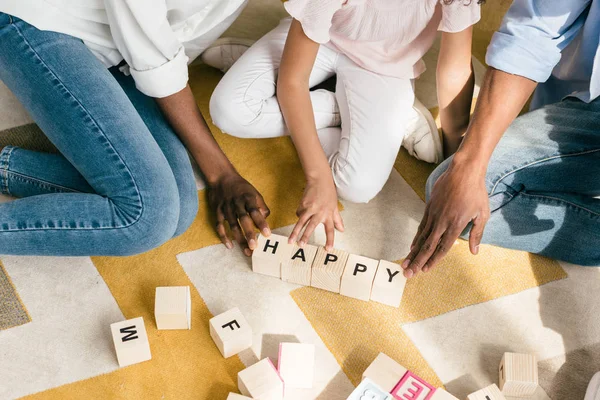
[452,68,538,168]
[155,85,236,185]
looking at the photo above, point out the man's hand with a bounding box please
[207,172,271,256]
[402,160,490,278]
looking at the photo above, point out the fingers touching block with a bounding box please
[499,353,538,397]
[209,307,253,358]
[281,244,318,286]
[370,260,407,308]
[154,286,191,330]
[252,233,293,278]
[110,317,152,368]
[340,254,379,301]
[238,358,284,400]
[277,342,315,389]
[467,384,507,400]
[310,246,349,293]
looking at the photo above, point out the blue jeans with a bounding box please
[427,97,600,266]
[0,13,198,256]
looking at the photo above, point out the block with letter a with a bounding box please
[347,378,393,400]
[467,384,507,400]
[391,371,435,400]
[281,243,318,286]
[310,246,350,293]
[252,233,293,278]
[370,260,407,308]
[110,317,152,368]
[340,254,379,301]
[209,307,253,358]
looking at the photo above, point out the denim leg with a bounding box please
[0,14,180,256]
[426,98,600,266]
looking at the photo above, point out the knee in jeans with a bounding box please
[172,182,199,238]
[209,85,255,138]
[426,157,452,201]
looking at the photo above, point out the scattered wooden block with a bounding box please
[370,260,407,308]
[154,286,191,330]
[226,393,252,400]
[391,370,435,400]
[467,384,507,400]
[310,246,349,293]
[110,317,152,367]
[209,307,252,358]
[252,233,293,278]
[277,342,315,389]
[348,377,393,400]
[340,254,379,301]
[238,358,284,400]
[362,352,408,392]
[499,352,538,397]
[431,388,459,400]
[281,243,318,286]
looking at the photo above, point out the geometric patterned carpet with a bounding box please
[1,1,599,399]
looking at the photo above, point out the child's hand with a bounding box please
[289,176,344,250]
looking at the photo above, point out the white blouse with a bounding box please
[1,0,247,98]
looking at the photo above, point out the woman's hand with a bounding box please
[402,159,490,277]
[289,176,344,250]
[207,172,271,256]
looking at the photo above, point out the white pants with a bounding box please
[210,18,418,203]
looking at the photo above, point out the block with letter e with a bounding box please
[281,243,318,286]
[370,260,407,308]
[391,371,435,400]
[340,254,379,301]
[209,307,253,358]
[310,246,349,293]
[252,233,293,278]
[110,317,152,367]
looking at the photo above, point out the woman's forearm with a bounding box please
[155,85,236,184]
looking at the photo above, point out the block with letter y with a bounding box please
[110,317,152,367]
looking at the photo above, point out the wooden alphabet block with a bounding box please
[252,233,293,278]
[340,254,379,301]
[391,371,435,400]
[209,307,252,358]
[226,393,252,400]
[362,352,408,392]
[370,260,407,308]
[238,358,284,400]
[110,317,152,367]
[277,342,315,389]
[499,353,538,397]
[430,388,459,400]
[154,286,191,330]
[467,384,506,400]
[310,246,349,293]
[348,378,393,400]
[281,244,318,286]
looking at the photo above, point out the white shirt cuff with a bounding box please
[130,47,189,98]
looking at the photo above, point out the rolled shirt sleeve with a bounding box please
[486,0,592,83]
[283,0,345,44]
[438,0,481,33]
[104,0,189,98]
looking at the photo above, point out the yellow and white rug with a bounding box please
[1,1,599,399]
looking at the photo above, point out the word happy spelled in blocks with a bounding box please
[362,352,408,392]
[348,378,393,400]
[340,253,379,301]
[370,260,407,307]
[311,246,349,293]
[277,342,315,389]
[154,286,191,330]
[226,394,252,400]
[238,358,284,400]
[110,317,152,367]
[391,370,435,400]
[467,384,507,400]
[253,233,293,278]
[499,353,538,397]
[281,243,317,286]
[209,307,252,358]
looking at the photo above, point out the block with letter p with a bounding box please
[310,247,349,293]
[252,233,293,278]
[209,307,253,358]
[370,260,407,308]
[340,254,379,301]
[110,317,152,367]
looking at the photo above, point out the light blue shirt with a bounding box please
[486,0,600,110]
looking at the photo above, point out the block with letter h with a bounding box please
[209,307,253,358]
[252,233,293,278]
[110,317,152,367]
